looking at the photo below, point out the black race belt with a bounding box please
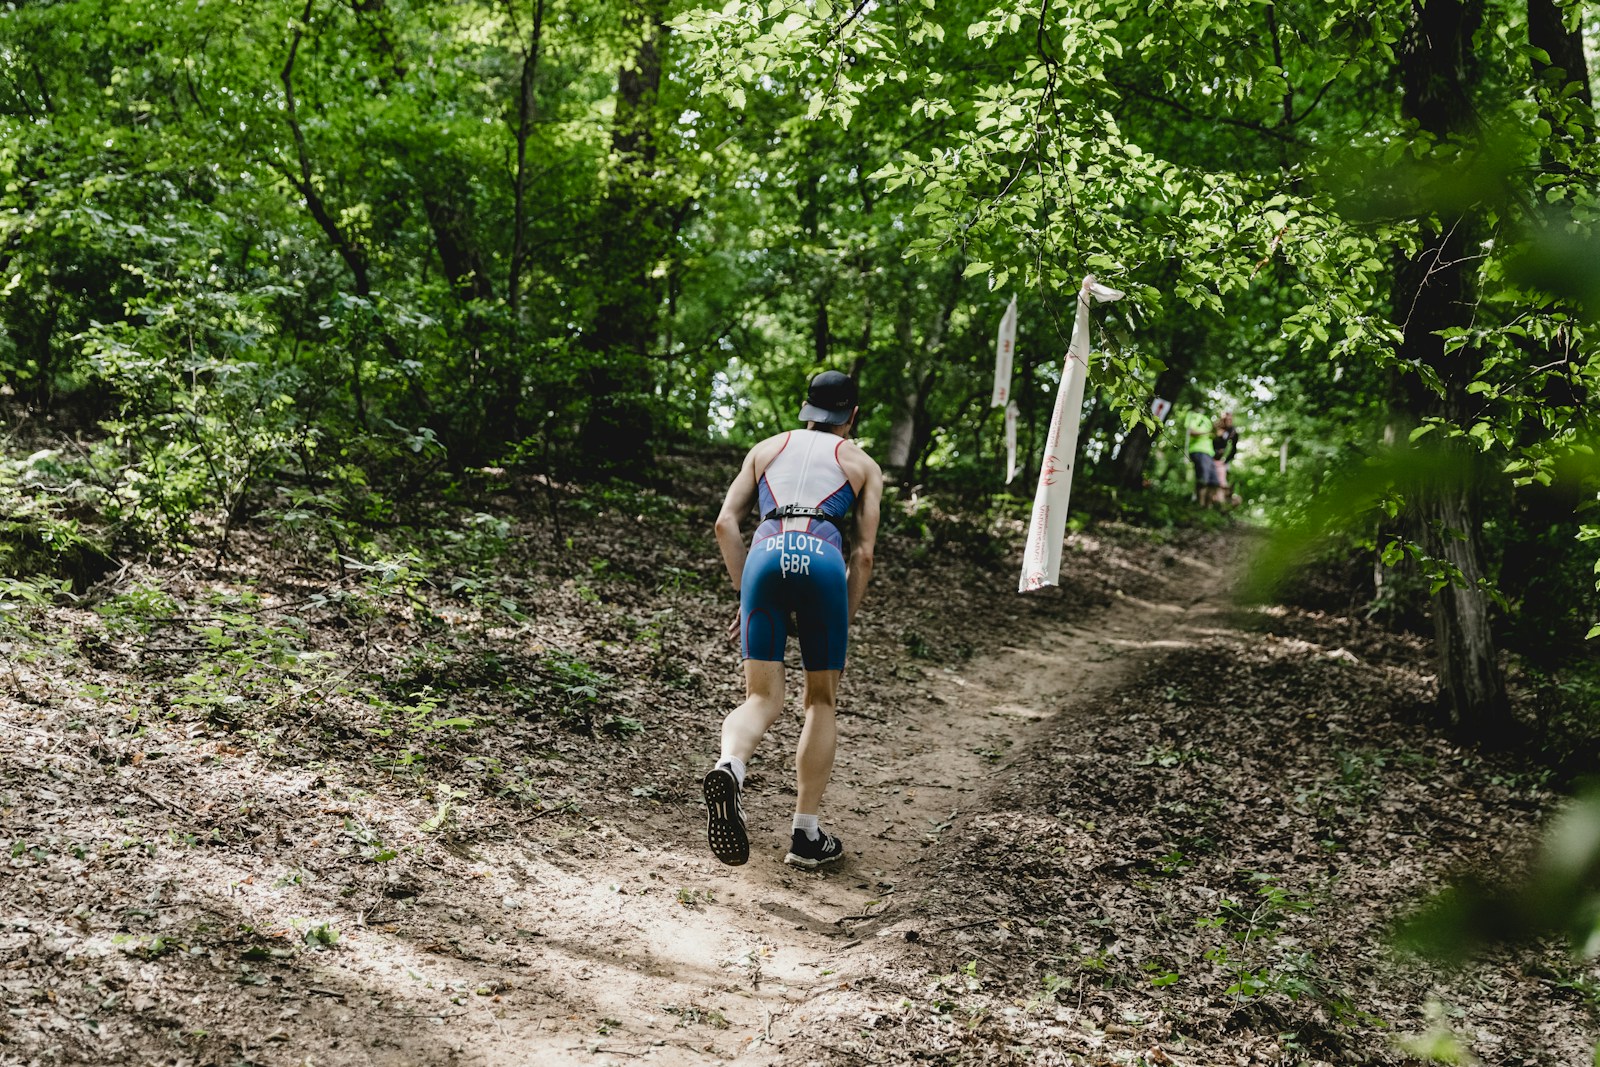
[763,504,844,530]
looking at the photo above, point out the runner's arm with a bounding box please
[847,461,883,623]
[714,449,759,594]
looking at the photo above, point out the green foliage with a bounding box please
[166,601,331,723]
[0,449,116,588]
[2,0,1596,771]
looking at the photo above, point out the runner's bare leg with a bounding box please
[720,659,785,764]
[796,669,840,815]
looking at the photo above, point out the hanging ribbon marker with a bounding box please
[991,295,1017,408]
[1019,275,1125,593]
[1004,400,1019,485]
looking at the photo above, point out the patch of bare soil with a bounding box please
[0,451,1586,1066]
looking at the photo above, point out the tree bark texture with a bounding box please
[1527,0,1592,107]
[1393,0,1510,740]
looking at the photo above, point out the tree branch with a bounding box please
[509,0,547,318]
[279,0,372,296]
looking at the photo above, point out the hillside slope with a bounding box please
[0,451,1584,1065]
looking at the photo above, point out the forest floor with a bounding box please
[1,447,1595,1066]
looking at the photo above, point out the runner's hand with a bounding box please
[727,609,740,646]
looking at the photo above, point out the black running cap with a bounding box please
[799,370,858,426]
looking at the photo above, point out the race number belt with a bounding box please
[763,504,843,531]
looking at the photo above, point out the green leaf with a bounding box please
[964,262,991,278]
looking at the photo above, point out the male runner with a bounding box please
[702,370,883,869]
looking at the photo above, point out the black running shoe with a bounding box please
[784,828,844,869]
[703,766,749,866]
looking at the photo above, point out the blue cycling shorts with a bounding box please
[740,530,849,672]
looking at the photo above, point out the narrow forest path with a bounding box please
[432,541,1238,1066]
[6,491,1578,1067]
[2,468,1261,1067]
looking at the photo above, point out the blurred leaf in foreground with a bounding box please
[1399,791,1600,964]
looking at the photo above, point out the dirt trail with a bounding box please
[7,487,1578,1066]
[436,545,1236,1065]
[0,521,1238,1067]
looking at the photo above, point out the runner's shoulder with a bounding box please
[837,440,882,481]
[746,431,792,469]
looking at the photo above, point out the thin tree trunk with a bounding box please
[814,294,830,364]
[899,259,965,479]
[279,0,371,297]
[278,0,427,420]
[1394,0,1509,740]
[1528,0,1592,107]
[1113,325,1200,489]
[509,0,547,320]
[579,0,667,470]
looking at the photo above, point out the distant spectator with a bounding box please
[1184,408,1221,508]
[1212,412,1240,507]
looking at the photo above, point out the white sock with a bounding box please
[792,813,819,841]
[717,756,746,788]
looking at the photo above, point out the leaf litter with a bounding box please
[0,447,1590,1065]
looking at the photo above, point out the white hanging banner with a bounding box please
[991,295,1018,407]
[1004,400,1019,484]
[1020,274,1125,593]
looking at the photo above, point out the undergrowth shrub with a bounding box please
[0,448,116,589]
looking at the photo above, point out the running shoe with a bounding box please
[702,766,748,866]
[783,828,844,869]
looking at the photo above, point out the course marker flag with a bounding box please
[1004,400,1019,484]
[991,295,1017,407]
[1020,275,1125,592]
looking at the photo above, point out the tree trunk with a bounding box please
[278,0,428,421]
[1528,0,1592,107]
[579,0,667,471]
[884,379,918,473]
[884,298,920,472]
[1420,457,1507,737]
[7,284,60,412]
[1393,0,1509,740]
[509,0,547,320]
[814,293,831,364]
[1112,325,1199,489]
[884,260,962,480]
[421,190,493,303]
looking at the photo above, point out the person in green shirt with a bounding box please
[1184,408,1221,507]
